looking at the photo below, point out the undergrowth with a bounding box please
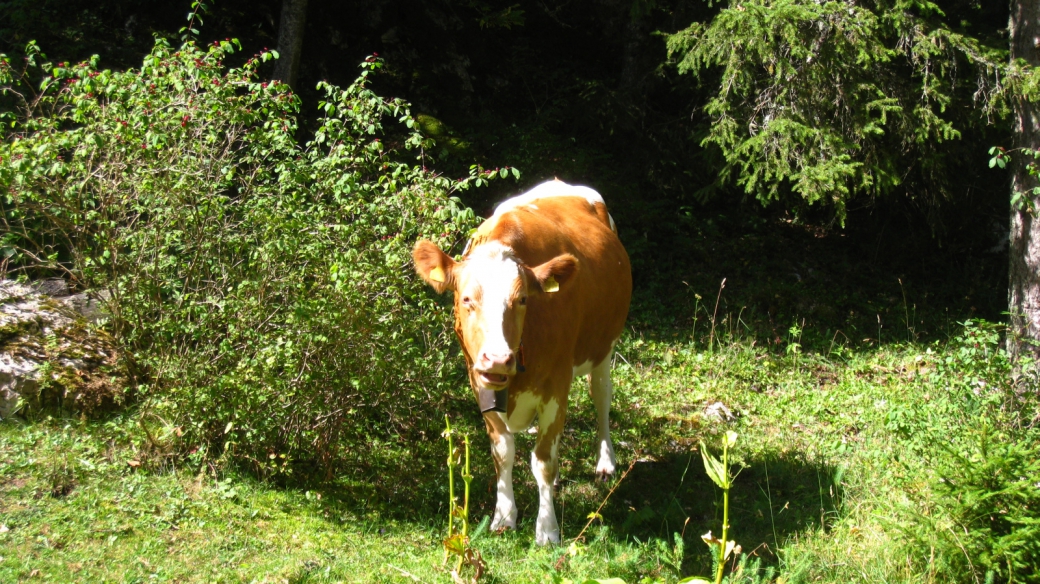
[0,32,513,473]
[2,316,1036,583]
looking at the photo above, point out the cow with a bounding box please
[413,180,632,545]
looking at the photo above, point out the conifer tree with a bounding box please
[666,0,1006,221]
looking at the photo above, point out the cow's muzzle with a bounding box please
[475,350,516,388]
[478,371,511,387]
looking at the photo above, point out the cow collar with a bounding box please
[478,386,507,413]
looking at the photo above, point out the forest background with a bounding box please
[2,0,1016,336]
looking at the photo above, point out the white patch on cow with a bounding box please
[590,356,617,476]
[531,431,561,545]
[466,242,522,361]
[572,360,594,378]
[498,391,540,434]
[538,397,561,429]
[490,432,517,531]
[492,180,605,218]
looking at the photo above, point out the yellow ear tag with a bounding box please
[429,266,445,283]
[543,276,559,293]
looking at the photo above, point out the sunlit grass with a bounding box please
[0,317,1029,583]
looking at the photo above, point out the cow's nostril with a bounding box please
[479,351,515,369]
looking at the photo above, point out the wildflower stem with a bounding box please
[715,438,730,584]
[445,415,455,563]
[457,433,471,573]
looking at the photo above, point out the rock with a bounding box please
[0,354,39,419]
[0,280,34,304]
[30,277,70,297]
[704,401,735,421]
[0,279,122,419]
[62,292,108,322]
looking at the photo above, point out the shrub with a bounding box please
[0,37,482,471]
[932,425,1040,583]
[892,321,1040,583]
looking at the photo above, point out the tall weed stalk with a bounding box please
[443,416,484,581]
[680,431,741,584]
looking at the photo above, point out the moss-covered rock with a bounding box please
[0,280,124,419]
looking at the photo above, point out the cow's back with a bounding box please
[469,193,631,374]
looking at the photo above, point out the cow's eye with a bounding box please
[462,296,472,306]
[518,296,527,306]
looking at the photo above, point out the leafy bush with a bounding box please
[1,37,481,471]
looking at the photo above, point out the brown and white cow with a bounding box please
[413,180,632,545]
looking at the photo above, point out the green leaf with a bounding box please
[700,442,727,488]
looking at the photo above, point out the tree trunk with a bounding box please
[620,6,649,95]
[272,0,309,92]
[1008,0,1040,372]
[617,1,651,138]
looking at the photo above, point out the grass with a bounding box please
[0,316,1031,583]
[0,420,449,582]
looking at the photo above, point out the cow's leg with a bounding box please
[532,398,565,545]
[589,355,616,478]
[484,413,517,531]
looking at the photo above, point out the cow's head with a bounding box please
[413,239,578,390]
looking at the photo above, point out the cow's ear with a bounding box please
[413,240,457,294]
[530,253,578,294]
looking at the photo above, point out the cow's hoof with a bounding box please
[596,457,616,481]
[595,443,616,477]
[535,528,561,546]
[491,512,517,533]
[491,520,516,533]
